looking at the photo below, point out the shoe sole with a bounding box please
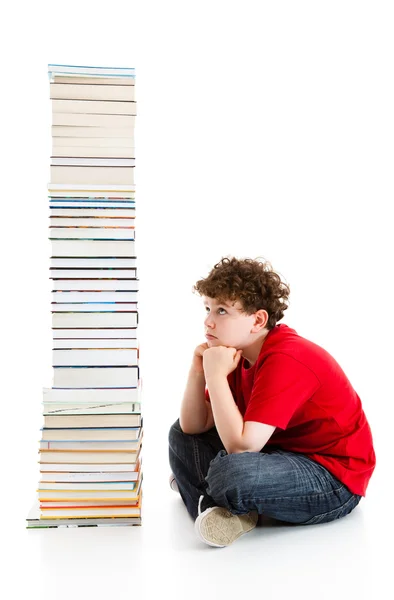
[195,507,258,548]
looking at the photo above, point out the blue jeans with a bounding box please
[168,419,362,523]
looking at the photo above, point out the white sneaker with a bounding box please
[169,473,179,493]
[194,495,258,548]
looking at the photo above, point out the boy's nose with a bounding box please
[204,314,215,328]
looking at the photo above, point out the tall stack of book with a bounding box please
[27,64,142,528]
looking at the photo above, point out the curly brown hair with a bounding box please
[193,256,290,330]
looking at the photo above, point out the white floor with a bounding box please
[5,444,388,600]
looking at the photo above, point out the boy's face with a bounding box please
[203,296,257,349]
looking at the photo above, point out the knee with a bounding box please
[206,452,257,501]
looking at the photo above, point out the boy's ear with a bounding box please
[252,309,269,331]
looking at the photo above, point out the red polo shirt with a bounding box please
[205,324,376,496]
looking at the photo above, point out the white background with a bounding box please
[1,1,393,598]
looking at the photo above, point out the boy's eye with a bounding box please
[205,307,226,314]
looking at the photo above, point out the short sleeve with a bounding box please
[244,353,321,429]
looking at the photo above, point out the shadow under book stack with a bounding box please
[26,64,142,528]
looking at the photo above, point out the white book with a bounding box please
[52,291,138,302]
[50,257,137,268]
[52,279,138,292]
[52,311,138,328]
[43,411,141,429]
[49,227,135,240]
[48,183,135,191]
[52,112,135,127]
[42,403,140,415]
[50,209,135,218]
[43,387,139,402]
[52,339,137,349]
[40,429,141,445]
[48,64,135,77]
[52,328,138,339]
[50,83,135,101]
[38,481,137,490]
[51,239,135,257]
[51,157,135,167]
[50,268,137,278]
[53,365,139,388]
[50,202,135,209]
[52,99,136,115]
[39,450,140,464]
[51,303,137,312]
[53,136,134,148]
[41,426,141,441]
[40,464,139,473]
[52,125,134,138]
[51,74,134,85]
[39,471,140,482]
[50,165,134,185]
[52,348,138,367]
[52,148,135,159]
[39,507,140,518]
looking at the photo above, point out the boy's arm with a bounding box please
[206,374,275,453]
[180,366,214,434]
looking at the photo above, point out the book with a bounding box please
[48,182,136,193]
[51,157,135,167]
[52,348,138,366]
[50,201,135,209]
[52,290,138,301]
[52,99,136,115]
[52,339,138,349]
[51,239,136,257]
[42,403,140,415]
[48,64,136,77]
[40,463,141,473]
[52,113,136,128]
[52,365,139,388]
[51,303,138,312]
[50,257,137,267]
[50,83,135,101]
[52,126,134,138]
[52,280,138,291]
[52,328,138,338]
[39,450,140,463]
[52,290,139,303]
[41,427,141,441]
[49,227,135,240]
[53,136,134,148]
[38,482,138,490]
[51,75,134,85]
[39,490,139,500]
[52,311,138,327]
[50,165,134,185]
[50,267,137,277]
[39,466,141,481]
[43,413,141,428]
[52,147,135,159]
[39,440,142,450]
[38,506,141,518]
[50,206,135,216]
[26,502,141,527]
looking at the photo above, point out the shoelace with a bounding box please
[198,495,204,516]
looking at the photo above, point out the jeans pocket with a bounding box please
[300,493,362,525]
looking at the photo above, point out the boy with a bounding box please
[168,257,376,548]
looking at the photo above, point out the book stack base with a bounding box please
[27,64,142,528]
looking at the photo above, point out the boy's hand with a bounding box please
[202,346,243,379]
[192,342,210,374]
